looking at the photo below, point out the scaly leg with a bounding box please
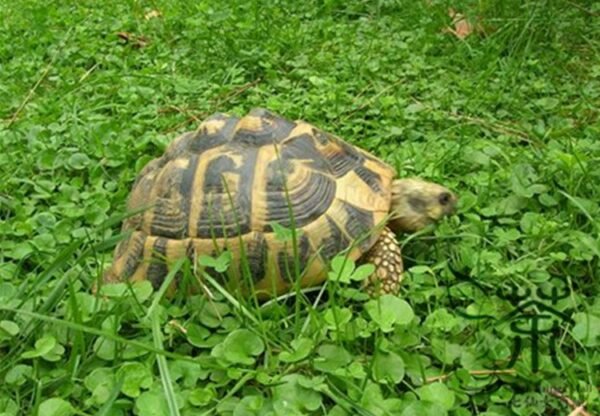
[362,227,404,295]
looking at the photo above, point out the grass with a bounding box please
[1,0,599,414]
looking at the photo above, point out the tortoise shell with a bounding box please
[104,108,395,297]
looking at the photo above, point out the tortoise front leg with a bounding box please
[362,227,404,295]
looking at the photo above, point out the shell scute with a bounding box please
[105,108,395,297]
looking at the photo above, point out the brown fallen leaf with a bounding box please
[168,320,187,334]
[568,404,590,416]
[144,9,161,20]
[548,388,592,416]
[116,31,149,48]
[444,8,484,39]
[116,31,132,41]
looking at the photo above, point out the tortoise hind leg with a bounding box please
[362,227,404,295]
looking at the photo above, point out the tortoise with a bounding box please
[103,108,457,298]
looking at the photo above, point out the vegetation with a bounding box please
[0,0,598,415]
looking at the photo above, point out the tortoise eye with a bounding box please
[438,192,452,206]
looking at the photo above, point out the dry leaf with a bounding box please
[168,320,188,334]
[449,8,473,39]
[444,8,484,39]
[548,389,592,416]
[144,10,161,20]
[116,31,149,48]
[568,404,589,416]
[117,31,132,42]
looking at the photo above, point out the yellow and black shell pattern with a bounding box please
[104,108,395,297]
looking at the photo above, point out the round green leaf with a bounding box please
[272,374,322,413]
[22,335,56,359]
[98,283,128,297]
[313,344,352,373]
[351,263,375,282]
[84,368,115,405]
[5,364,32,386]
[416,382,455,411]
[7,242,33,260]
[93,337,117,361]
[328,256,355,284]
[279,337,314,363]
[534,97,559,110]
[185,323,210,345]
[328,405,349,416]
[0,320,19,337]
[270,222,295,242]
[365,295,414,332]
[233,395,264,415]
[169,360,209,388]
[401,401,447,416]
[199,302,230,328]
[131,281,154,302]
[0,396,18,416]
[323,307,352,329]
[116,362,153,398]
[188,387,215,407]
[135,390,170,416]
[42,342,65,362]
[37,398,73,416]
[31,233,56,251]
[0,265,17,281]
[68,153,91,169]
[220,329,265,365]
[423,308,460,332]
[572,312,600,347]
[372,351,405,384]
[491,385,514,403]
[35,212,57,227]
[198,251,232,273]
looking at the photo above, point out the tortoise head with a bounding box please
[388,178,457,233]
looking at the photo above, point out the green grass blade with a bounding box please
[151,311,181,416]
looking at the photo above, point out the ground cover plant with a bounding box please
[1,0,599,414]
